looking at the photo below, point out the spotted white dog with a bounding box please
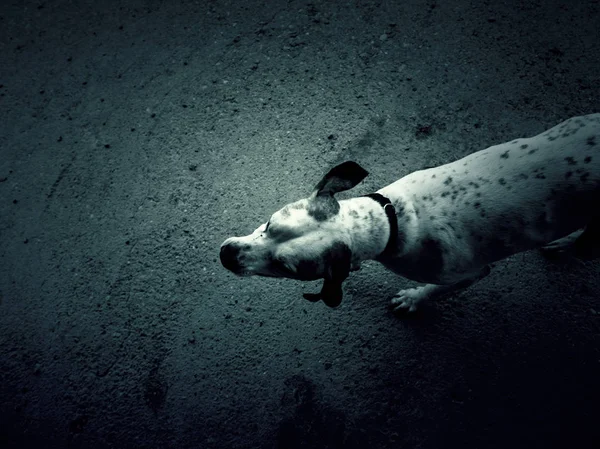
[220,114,600,311]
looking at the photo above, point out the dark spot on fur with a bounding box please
[584,156,592,163]
[515,173,529,180]
[473,202,481,208]
[280,207,291,218]
[480,210,486,217]
[441,191,449,197]
[468,181,480,188]
[565,171,573,179]
[511,140,519,145]
[535,173,546,179]
[444,176,453,185]
[431,174,436,178]
[498,178,506,185]
[587,136,596,146]
[366,211,375,223]
[581,172,590,182]
[547,135,557,141]
[528,149,536,155]
[429,215,436,220]
[564,156,577,165]
[451,211,457,217]
[500,150,509,159]
[307,196,339,221]
[520,144,528,150]
[349,209,359,218]
[476,192,481,197]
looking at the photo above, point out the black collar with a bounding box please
[362,193,398,259]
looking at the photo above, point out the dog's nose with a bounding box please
[220,243,241,272]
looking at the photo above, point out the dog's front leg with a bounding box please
[391,266,491,313]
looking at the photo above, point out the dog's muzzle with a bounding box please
[220,242,243,274]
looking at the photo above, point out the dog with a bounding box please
[220,114,600,311]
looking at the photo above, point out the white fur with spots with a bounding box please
[222,114,600,311]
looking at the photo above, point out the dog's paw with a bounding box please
[391,287,428,313]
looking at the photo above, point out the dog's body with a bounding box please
[221,114,600,311]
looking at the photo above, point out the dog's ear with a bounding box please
[310,161,368,198]
[303,242,352,308]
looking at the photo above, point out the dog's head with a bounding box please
[220,161,368,307]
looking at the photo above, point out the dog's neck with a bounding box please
[337,197,391,264]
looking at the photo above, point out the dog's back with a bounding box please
[379,114,600,282]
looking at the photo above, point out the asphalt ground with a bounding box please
[1,1,599,448]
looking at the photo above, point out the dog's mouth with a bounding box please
[234,267,287,278]
[254,271,282,278]
[253,261,318,280]
[229,259,323,281]
[260,263,296,279]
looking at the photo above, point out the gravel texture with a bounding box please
[1,0,599,448]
